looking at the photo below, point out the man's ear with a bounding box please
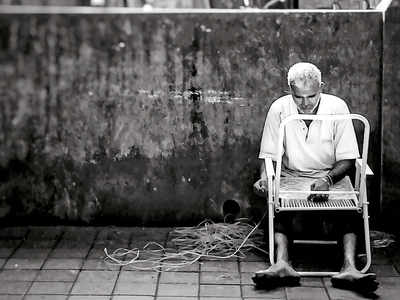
[320,82,326,89]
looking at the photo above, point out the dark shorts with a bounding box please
[274,211,363,241]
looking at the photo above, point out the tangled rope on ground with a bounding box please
[370,230,396,248]
[104,219,267,271]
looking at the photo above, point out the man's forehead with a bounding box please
[291,81,320,93]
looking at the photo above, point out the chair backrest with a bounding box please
[274,114,370,205]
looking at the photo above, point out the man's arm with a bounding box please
[309,159,355,202]
[327,159,355,184]
[254,161,268,196]
[311,103,359,201]
[254,100,281,196]
[254,160,277,196]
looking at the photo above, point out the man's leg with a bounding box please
[331,232,379,293]
[275,232,290,262]
[264,232,300,278]
[252,217,300,289]
[343,232,359,270]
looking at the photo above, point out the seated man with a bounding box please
[252,62,378,293]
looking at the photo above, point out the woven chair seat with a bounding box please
[277,176,358,211]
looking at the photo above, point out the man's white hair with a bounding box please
[287,62,321,87]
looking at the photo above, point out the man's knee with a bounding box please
[333,213,362,237]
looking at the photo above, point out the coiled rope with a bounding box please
[104,217,267,271]
[370,230,396,248]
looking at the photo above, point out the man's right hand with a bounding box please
[253,179,268,197]
[307,177,330,202]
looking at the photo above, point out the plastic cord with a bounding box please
[104,212,268,271]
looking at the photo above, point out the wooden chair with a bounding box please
[265,114,373,276]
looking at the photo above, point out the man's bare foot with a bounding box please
[331,267,379,293]
[252,260,300,289]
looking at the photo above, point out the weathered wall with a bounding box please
[299,0,381,9]
[0,9,382,225]
[0,0,89,5]
[382,0,400,234]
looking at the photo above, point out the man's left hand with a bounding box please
[307,178,330,202]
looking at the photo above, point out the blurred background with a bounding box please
[0,0,383,9]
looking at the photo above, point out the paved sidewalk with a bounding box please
[0,226,399,300]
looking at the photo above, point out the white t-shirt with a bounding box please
[258,93,360,178]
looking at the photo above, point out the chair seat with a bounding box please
[277,176,359,211]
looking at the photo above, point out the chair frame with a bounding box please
[265,113,373,277]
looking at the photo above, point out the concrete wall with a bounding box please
[299,0,381,9]
[0,8,382,225]
[0,0,89,5]
[382,0,400,234]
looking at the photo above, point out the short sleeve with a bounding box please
[258,103,283,161]
[334,104,360,160]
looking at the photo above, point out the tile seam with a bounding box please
[67,227,101,297]
[22,226,65,299]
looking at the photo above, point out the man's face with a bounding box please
[290,82,321,114]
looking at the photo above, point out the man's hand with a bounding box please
[253,179,268,197]
[307,177,330,202]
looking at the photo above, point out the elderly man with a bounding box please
[252,62,378,293]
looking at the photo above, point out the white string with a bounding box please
[104,213,268,271]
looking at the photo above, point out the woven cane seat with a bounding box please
[277,176,359,211]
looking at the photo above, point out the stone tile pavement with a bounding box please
[0,226,399,299]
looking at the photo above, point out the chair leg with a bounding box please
[267,176,276,266]
[268,201,275,265]
[360,202,372,273]
[298,206,372,277]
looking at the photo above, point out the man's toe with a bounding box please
[252,272,300,289]
[252,273,276,289]
[331,276,379,293]
[356,276,379,293]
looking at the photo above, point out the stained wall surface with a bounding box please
[299,0,382,9]
[0,9,382,225]
[382,0,400,234]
